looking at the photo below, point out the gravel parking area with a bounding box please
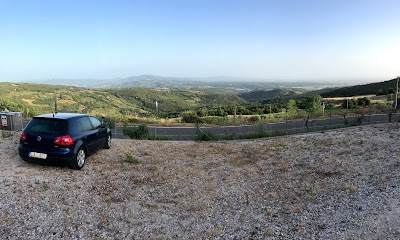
[0,124,399,239]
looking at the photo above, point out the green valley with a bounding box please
[0,82,246,121]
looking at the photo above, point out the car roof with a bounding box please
[34,113,91,120]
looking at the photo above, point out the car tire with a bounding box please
[104,134,111,149]
[71,147,86,170]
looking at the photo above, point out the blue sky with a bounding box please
[0,0,399,82]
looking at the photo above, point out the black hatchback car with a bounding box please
[18,113,111,170]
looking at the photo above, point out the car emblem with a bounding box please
[37,136,41,142]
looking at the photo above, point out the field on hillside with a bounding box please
[323,94,392,105]
[0,82,245,118]
[0,124,399,239]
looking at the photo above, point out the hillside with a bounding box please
[107,88,247,116]
[238,88,298,102]
[0,82,246,118]
[322,77,399,97]
[111,76,332,92]
[17,75,348,92]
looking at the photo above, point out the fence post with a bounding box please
[368,108,371,125]
[285,109,288,135]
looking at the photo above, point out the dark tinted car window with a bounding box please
[25,119,68,134]
[89,117,101,129]
[77,117,93,132]
[75,119,84,133]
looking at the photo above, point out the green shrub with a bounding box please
[196,129,215,141]
[125,154,139,164]
[196,129,269,141]
[97,115,116,128]
[1,131,14,138]
[181,110,200,123]
[354,114,364,126]
[123,124,149,139]
[345,114,364,126]
[248,115,261,123]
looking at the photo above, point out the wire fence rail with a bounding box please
[16,112,400,141]
[147,113,400,140]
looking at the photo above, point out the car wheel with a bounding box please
[104,134,111,149]
[72,148,86,170]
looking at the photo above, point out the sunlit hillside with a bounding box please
[0,82,246,119]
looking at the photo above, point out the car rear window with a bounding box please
[25,118,68,135]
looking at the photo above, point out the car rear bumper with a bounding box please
[18,145,75,165]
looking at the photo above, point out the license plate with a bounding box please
[29,152,47,159]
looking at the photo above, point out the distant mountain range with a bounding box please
[321,77,400,97]
[236,76,400,103]
[18,75,353,92]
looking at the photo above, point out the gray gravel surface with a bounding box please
[0,123,399,239]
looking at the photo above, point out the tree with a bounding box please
[303,95,322,131]
[357,97,371,108]
[225,104,237,115]
[342,98,356,109]
[305,95,322,115]
[215,108,227,117]
[263,104,280,114]
[286,99,298,116]
[197,107,208,117]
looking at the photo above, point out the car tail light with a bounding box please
[20,132,27,141]
[54,135,74,146]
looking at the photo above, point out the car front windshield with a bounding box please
[25,118,68,135]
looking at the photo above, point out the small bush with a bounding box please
[122,126,134,138]
[181,110,200,123]
[125,154,139,164]
[196,129,215,141]
[354,115,364,126]
[345,114,364,126]
[123,124,149,139]
[240,130,268,139]
[1,131,14,139]
[196,129,268,141]
[101,116,116,128]
[248,115,261,123]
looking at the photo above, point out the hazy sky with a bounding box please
[0,0,399,82]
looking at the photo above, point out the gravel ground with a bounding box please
[0,123,399,239]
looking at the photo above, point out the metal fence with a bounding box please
[17,112,400,140]
[147,113,400,140]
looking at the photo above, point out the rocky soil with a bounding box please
[0,123,399,239]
